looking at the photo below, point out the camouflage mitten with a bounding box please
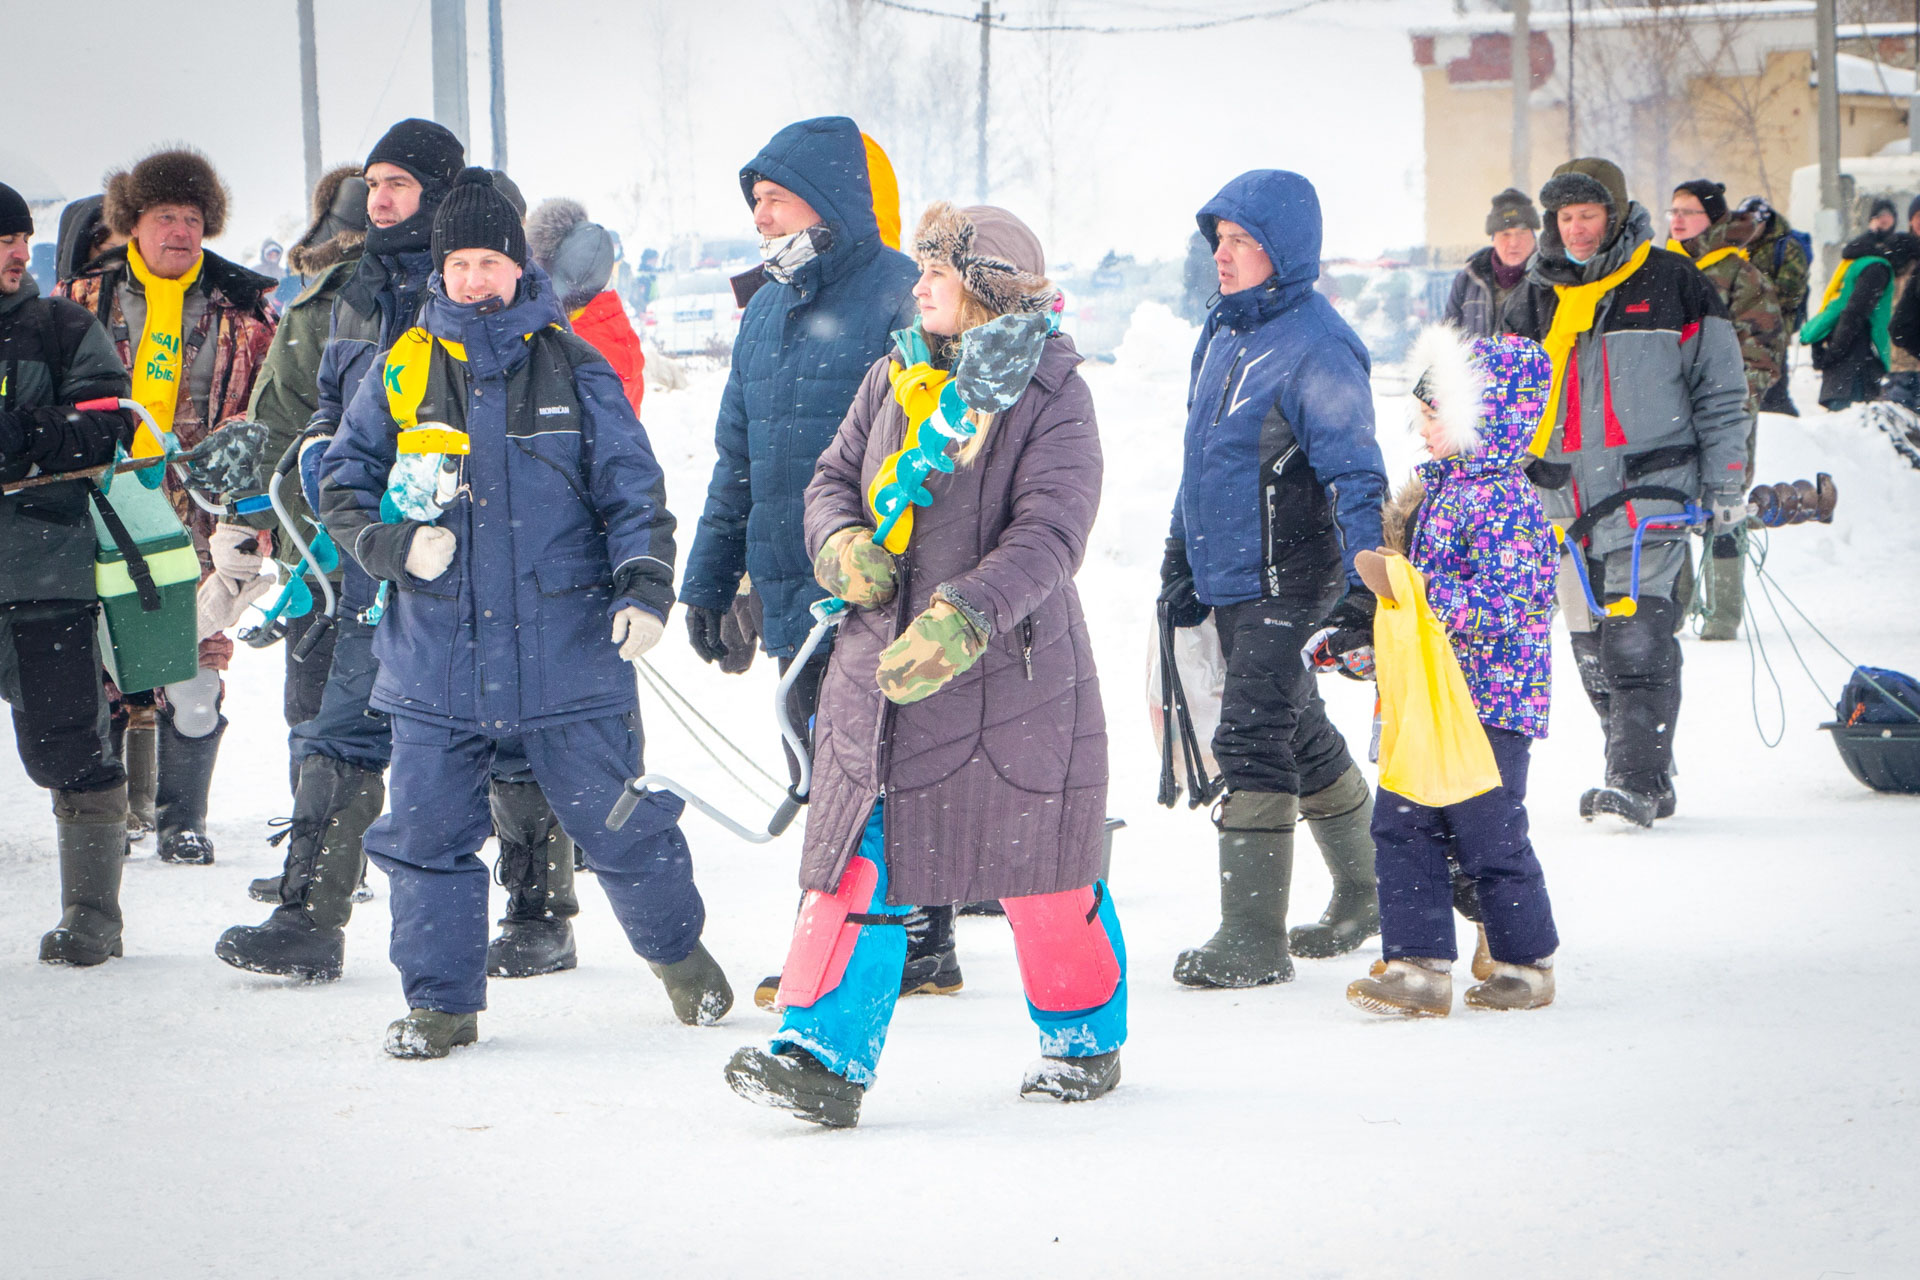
[813,526,897,608]
[876,598,988,705]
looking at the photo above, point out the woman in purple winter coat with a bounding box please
[724,203,1124,1127]
[1346,327,1561,1018]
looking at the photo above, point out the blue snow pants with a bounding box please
[771,804,1128,1087]
[288,563,391,773]
[1371,725,1558,966]
[367,709,703,1013]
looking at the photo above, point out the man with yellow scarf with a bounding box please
[1503,158,1749,828]
[60,148,279,865]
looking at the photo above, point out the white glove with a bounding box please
[404,525,456,581]
[196,569,276,639]
[1710,496,1748,534]
[209,523,268,584]
[611,606,664,661]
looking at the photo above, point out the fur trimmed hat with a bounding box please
[913,201,1056,315]
[103,147,229,238]
[526,197,616,311]
[1408,325,1488,456]
[1539,157,1628,223]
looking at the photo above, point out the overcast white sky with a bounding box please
[0,0,1445,269]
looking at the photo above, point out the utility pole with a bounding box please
[1511,0,1531,192]
[1909,0,1919,154]
[1817,0,1843,281]
[977,1,991,203]
[430,0,470,148]
[297,0,321,196]
[1566,1,1577,155]
[489,0,508,170]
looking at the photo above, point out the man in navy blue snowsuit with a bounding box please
[1160,170,1391,988]
[677,118,961,1004]
[321,168,729,1057]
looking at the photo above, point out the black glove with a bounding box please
[1157,538,1210,628]
[1317,588,1376,657]
[684,604,730,665]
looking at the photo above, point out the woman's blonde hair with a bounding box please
[923,271,1004,467]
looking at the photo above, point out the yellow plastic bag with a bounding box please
[1373,556,1502,808]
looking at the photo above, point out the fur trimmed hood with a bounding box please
[288,164,367,276]
[913,201,1057,315]
[1408,326,1552,472]
[103,147,229,237]
[525,197,615,310]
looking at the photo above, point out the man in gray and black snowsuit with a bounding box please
[0,182,140,965]
[1161,170,1390,987]
[1443,188,1537,338]
[1504,157,1749,827]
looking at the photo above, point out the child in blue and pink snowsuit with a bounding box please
[1347,328,1561,1017]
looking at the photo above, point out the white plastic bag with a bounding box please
[1146,611,1227,786]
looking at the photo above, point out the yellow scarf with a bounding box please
[1665,238,1749,271]
[124,240,203,458]
[1528,238,1653,457]
[1816,259,1851,314]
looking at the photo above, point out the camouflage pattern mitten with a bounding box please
[813,526,897,608]
[875,599,988,705]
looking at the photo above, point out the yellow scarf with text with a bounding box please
[1529,238,1653,457]
[124,239,203,456]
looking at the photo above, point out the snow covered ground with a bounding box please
[3,314,1916,1278]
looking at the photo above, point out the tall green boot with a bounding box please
[1288,765,1380,959]
[1699,534,1746,641]
[1173,790,1296,988]
[486,781,578,978]
[124,720,157,841]
[41,784,130,966]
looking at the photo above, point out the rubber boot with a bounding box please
[215,755,385,982]
[384,1008,479,1059]
[724,1044,864,1128]
[1465,959,1556,1011]
[648,940,734,1025]
[1173,790,1296,988]
[154,712,224,865]
[1021,1050,1122,1102]
[40,784,130,966]
[900,903,963,996]
[1698,534,1745,641]
[123,719,157,841]
[485,780,578,979]
[1347,957,1452,1017]
[1287,766,1380,959]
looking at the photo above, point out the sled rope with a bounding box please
[633,658,787,806]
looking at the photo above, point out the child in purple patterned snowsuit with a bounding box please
[1347,328,1561,1017]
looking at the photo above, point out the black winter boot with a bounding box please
[1288,766,1380,959]
[1174,790,1296,988]
[900,903,963,996]
[40,785,130,966]
[1021,1050,1122,1102]
[215,755,385,982]
[725,1044,864,1128]
[123,718,157,841]
[154,712,225,865]
[486,780,578,978]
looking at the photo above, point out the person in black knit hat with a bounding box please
[1443,187,1540,337]
[430,167,527,269]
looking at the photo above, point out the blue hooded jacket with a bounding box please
[1174,170,1387,606]
[678,117,919,658]
[319,267,678,734]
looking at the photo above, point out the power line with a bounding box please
[866,0,1336,35]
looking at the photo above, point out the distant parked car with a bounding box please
[645,270,743,357]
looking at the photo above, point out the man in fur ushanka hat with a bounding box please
[58,146,279,869]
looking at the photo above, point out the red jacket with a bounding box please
[569,290,645,414]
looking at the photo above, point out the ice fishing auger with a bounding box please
[605,596,848,841]
[236,430,341,660]
[1555,475,1837,619]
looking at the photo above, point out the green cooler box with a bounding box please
[90,475,201,694]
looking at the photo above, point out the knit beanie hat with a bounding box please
[431,167,527,269]
[365,118,465,194]
[1539,157,1628,222]
[0,183,31,237]
[913,202,1056,315]
[1871,197,1898,222]
[1485,188,1540,236]
[489,170,526,218]
[1673,179,1728,224]
[1733,195,1773,227]
[1906,194,1920,222]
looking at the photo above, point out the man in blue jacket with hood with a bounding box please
[678,118,961,1005]
[1160,170,1390,989]
[321,169,728,1057]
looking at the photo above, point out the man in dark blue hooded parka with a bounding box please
[321,169,731,1057]
[1158,170,1391,990]
[679,118,963,1004]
